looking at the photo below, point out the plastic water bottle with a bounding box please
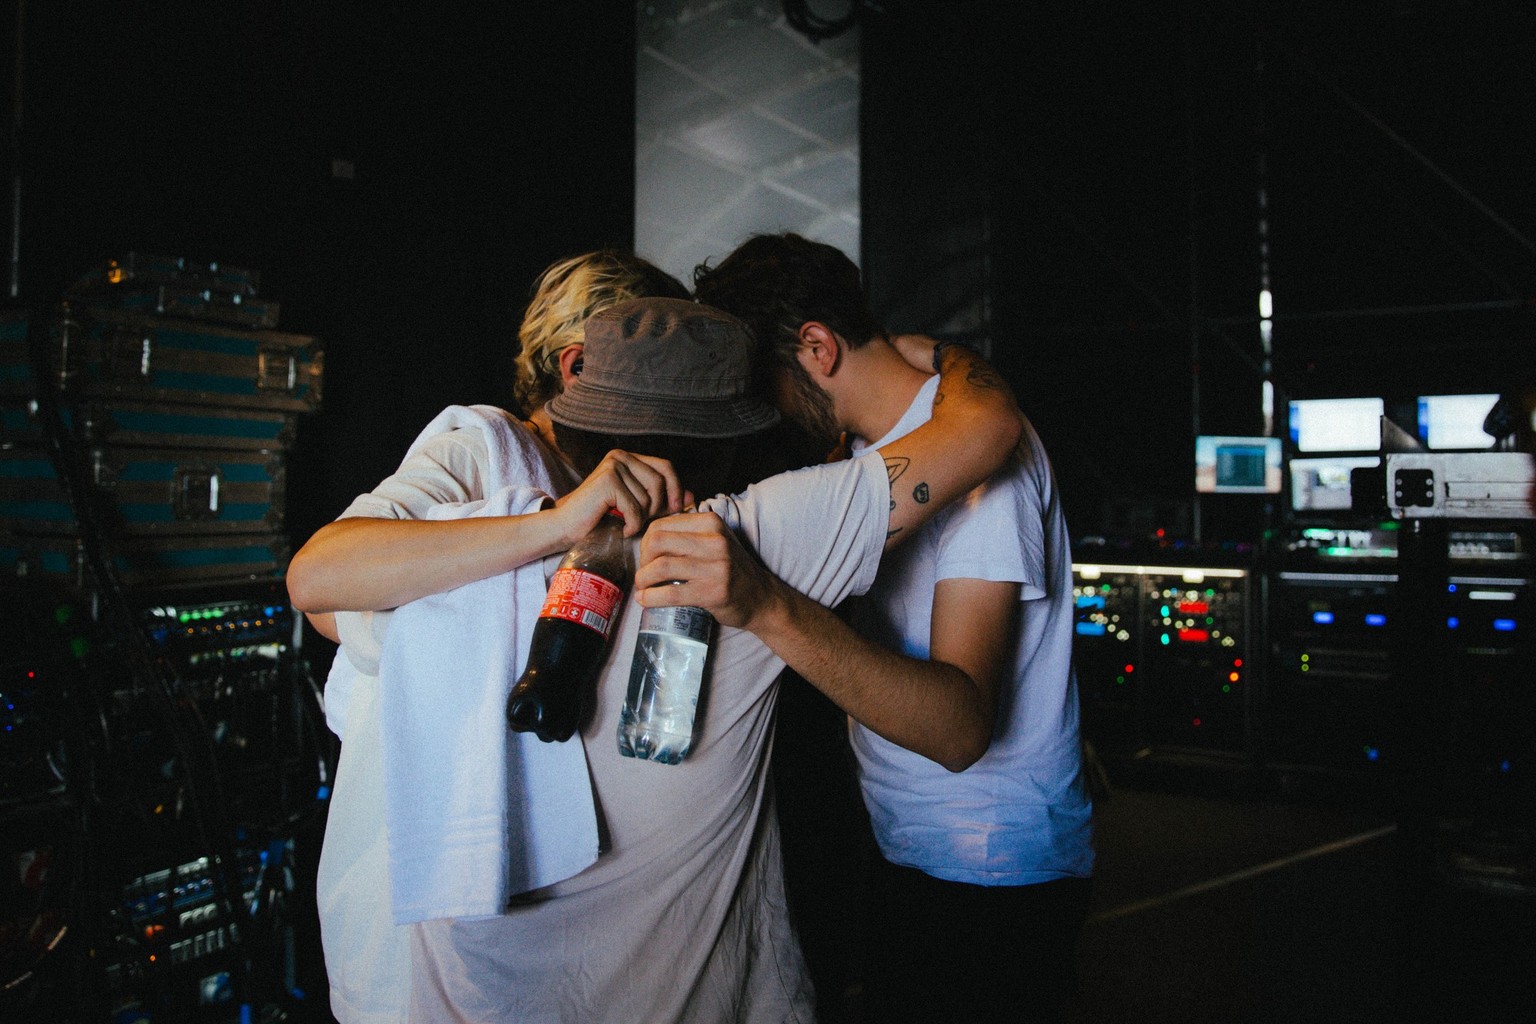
[617,590,714,765]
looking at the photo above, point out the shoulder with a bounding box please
[700,454,890,599]
[705,453,888,528]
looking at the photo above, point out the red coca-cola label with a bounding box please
[539,567,624,636]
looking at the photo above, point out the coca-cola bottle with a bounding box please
[506,509,632,742]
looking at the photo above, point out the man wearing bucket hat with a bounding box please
[542,296,782,492]
[289,294,1023,1023]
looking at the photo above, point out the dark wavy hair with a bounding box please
[692,233,884,379]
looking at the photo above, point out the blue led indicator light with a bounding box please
[1493,619,1516,632]
[1447,617,1460,629]
[1365,613,1386,627]
[1313,611,1335,625]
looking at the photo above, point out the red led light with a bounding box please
[1124,664,1135,674]
[1177,628,1209,643]
[1177,601,1210,615]
[1233,658,1243,667]
[1192,718,1203,727]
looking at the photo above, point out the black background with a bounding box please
[7,1,1533,548]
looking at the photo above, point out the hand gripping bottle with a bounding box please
[617,582,715,765]
[507,509,632,742]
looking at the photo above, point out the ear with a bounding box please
[796,322,842,379]
[557,343,584,387]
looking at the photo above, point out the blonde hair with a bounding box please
[514,251,690,413]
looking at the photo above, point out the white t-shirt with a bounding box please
[849,375,1094,885]
[318,413,577,1024]
[317,414,890,1024]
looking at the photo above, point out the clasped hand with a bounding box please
[634,512,783,631]
[551,449,693,540]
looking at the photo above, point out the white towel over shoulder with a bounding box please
[375,405,600,924]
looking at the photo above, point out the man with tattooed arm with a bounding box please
[680,233,1096,1024]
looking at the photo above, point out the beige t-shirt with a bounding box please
[319,426,889,1024]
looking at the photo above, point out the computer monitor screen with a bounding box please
[1288,456,1380,512]
[1288,397,1384,452]
[1194,436,1282,494]
[1418,393,1499,450]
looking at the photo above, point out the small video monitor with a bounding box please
[1417,393,1499,450]
[1194,436,1282,494]
[1288,397,1384,452]
[1288,456,1380,512]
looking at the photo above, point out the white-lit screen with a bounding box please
[1417,393,1499,450]
[1288,398,1385,452]
[1195,436,1282,494]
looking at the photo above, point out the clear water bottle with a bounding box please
[617,588,714,765]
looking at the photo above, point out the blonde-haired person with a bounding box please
[301,250,691,643]
[514,249,691,450]
[289,294,1026,1024]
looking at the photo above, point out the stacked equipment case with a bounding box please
[0,256,333,1023]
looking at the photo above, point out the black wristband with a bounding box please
[931,339,976,373]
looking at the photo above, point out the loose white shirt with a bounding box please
[849,375,1094,885]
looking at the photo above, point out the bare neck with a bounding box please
[836,339,934,444]
[526,406,559,453]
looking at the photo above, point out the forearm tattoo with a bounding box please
[885,456,905,536]
[883,454,931,540]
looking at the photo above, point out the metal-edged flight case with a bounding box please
[65,252,279,329]
[2,261,331,1022]
[0,263,322,591]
